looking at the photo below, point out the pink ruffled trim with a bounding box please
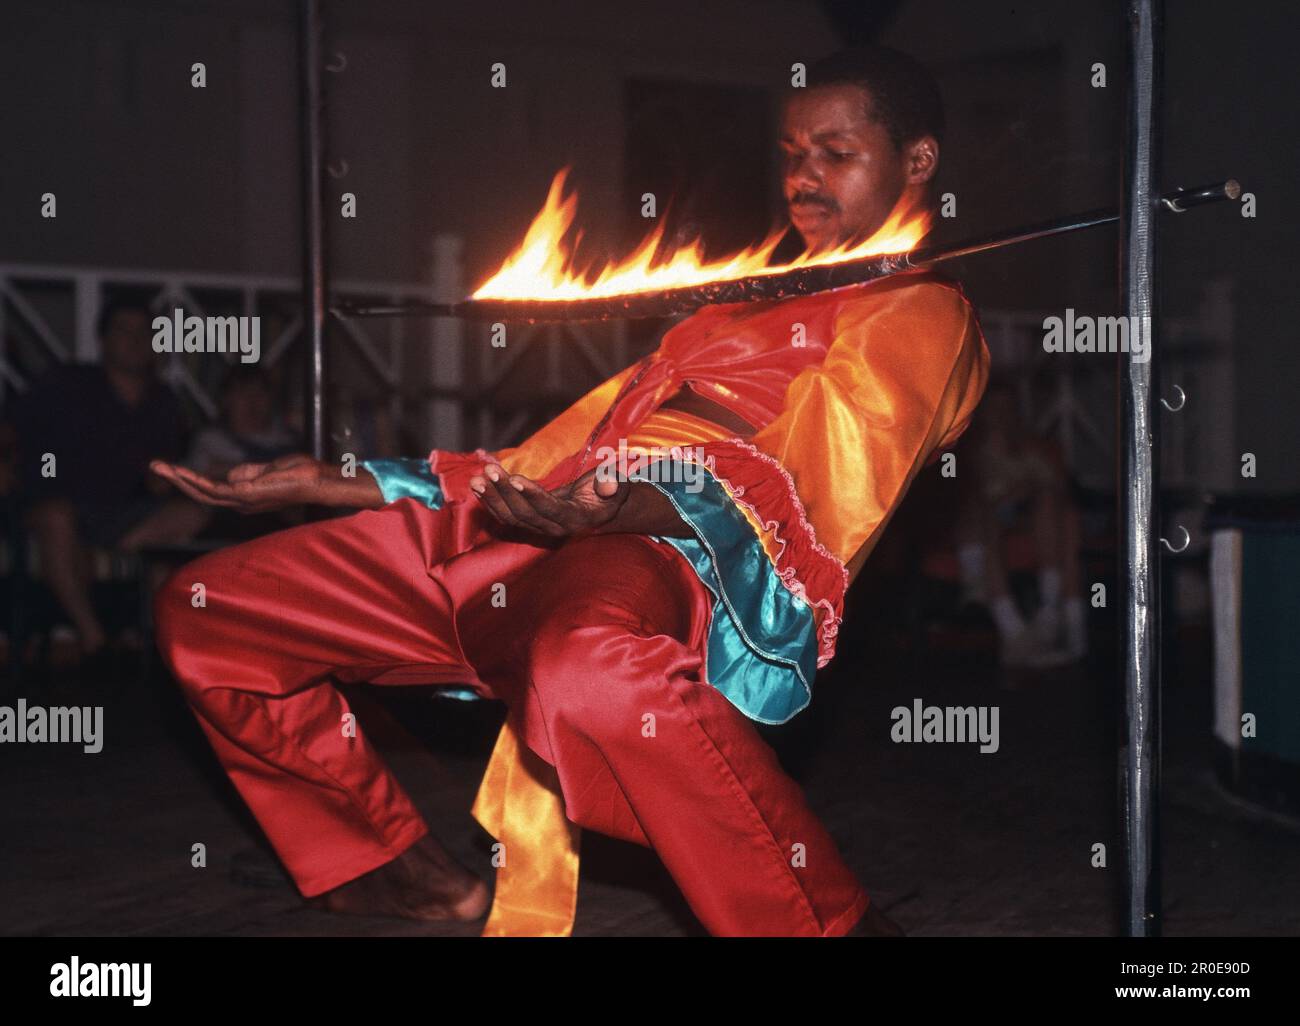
[725,440,852,589]
[673,439,849,669]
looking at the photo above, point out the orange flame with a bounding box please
[471,167,932,301]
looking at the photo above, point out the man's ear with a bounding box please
[903,134,939,186]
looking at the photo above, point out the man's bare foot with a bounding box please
[845,900,906,937]
[304,833,490,922]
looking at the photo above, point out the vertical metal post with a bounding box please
[299,0,329,460]
[1119,0,1163,937]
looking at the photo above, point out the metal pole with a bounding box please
[1119,0,1163,937]
[299,0,329,460]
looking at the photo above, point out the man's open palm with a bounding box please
[151,454,323,513]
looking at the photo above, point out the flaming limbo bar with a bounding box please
[334,179,1238,324]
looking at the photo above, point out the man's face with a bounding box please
[101,309,155,373]
[779,83,937,255]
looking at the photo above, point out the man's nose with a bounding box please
[785,156,822,196]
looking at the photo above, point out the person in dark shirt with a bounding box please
[10,296,207,661]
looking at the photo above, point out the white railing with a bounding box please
[0,241,633,457]
[0,260,440,431]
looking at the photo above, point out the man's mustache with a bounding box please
[789,192,838,213]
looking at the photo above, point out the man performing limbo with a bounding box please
[152,45,989,937]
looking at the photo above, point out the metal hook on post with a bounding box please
[1159,525,1190,554]
[1160,384,1186,411]
[325,51,347,73]
[1159,180,1239,213]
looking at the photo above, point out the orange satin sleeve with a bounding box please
[749,278,989,572]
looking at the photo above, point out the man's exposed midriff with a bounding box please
[657,382,759,438]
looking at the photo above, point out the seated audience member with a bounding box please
[184,364,299,479]
[181,364,302,540]
[9,294,206,662]
[953,382,1087,668]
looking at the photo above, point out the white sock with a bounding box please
[1063,597,1087,656]
[1039,567,1063,608]
[990,594,1026,639]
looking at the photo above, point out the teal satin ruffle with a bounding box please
[437,687,482,701]
[360,457,445,510]
[630,462,819,725]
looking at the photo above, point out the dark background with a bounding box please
[0,0,1296,939]
[0,0,1292,486]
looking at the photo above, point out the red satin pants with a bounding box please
[153,496,869,936]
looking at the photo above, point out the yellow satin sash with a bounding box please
[470,406,738,937]
[470,713,581,936]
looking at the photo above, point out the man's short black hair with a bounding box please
[799,45,945,151]
[96,292,154,339]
